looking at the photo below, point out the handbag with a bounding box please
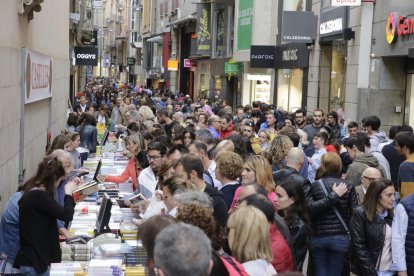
[318,179,351,240]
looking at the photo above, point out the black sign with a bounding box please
[282,11,317,43]
[250,45,275,68]
[74,47,98,66]
[319,7,348,38]
[215,9,226,57]
[196,3,212,56]
[275,43,309,69]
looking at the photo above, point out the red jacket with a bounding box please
[220,123,234,139]
[270,223,294,273]
[105,158,141,191]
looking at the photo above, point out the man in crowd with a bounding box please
[395,131,414,199]
[174,154,228,226]
[219,114,234,139]
[303,109,324,155]
[138,142,168,198]
[294,109,307,129]
[154,223,213,276]
[326,111,345,141]
[355,167,382,204]
[110,96,124,130]
[207,115,221,139]
[363,115,389,151]
[157,108,178,137]
[74,95,89,115]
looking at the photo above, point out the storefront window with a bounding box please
[319,41,347,112]
[247,74,272,104]
[283,0,307,11]
[277,69,303,112]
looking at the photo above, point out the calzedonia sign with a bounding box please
[386,12,414,44]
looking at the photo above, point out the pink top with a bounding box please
[230,186,276,210]
[105,158,140,191]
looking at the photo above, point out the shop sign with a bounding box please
[168,60,179,71]
[224,62,240,74]
[275,43,309,69]
[215,9,226,57]
[22,48,53,104]
[331,0,361,6]
[236,0,253,51]
[386,12,414,44]
[74,47,98,66]
[196,3,212,56]
[127,57,136,65]
[282,11,317,43]
[250,45,275,68]
[184,59,191,68]
[319,7,348,38]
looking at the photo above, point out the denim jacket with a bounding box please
[0,192,23,261]
[76,125,98,153]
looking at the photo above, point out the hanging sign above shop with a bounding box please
[282,11,317,43]
[250,46,275,68]
[74,47,98,66]
[22,48,53,104]
[196,3,212,56]
[224,62,240,74]
[385,12,414,44]
[275,43,309,69]
[319,7,348,38]
[331,0,361,6]
[168,60,179,71]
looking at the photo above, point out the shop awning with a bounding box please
[169,15,196,27]
[146,35,163,43]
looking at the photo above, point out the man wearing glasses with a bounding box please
[138,142,168,199]
[356,167,382,204]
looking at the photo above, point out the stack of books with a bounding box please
[87,258,123,276]
[61,243,92,262]
[50,262,85,275]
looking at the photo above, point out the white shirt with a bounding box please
[242,259,277,276]
[208,160,223,189]
[137,167,157,199]
[391,203,408,272]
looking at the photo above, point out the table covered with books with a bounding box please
[51,152,149,276]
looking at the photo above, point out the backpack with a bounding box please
[218,251,249,276]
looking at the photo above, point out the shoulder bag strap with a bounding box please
[318,179,351,239]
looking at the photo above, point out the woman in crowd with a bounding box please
[66,132,82,169]
[258,130,271,152]
[350,179,395,275]
[96,104,110,130]
[268,135,294,172]
[197,113,208,129]
[171,124,185,145]
[160,176,193,217]
[66,113,78,132]
[76,113,98,154]
[320,125,340,153]
[14,156,78,275]
[176,203,230,276]
[47,134,72,155]
[138,215,177,276]
[183,128,196,147]
[138,105,155,131]
[227,206,276,275]
[231,155,276,210]
[215,151,244,209]
[275,174,311,271]
[308,152,358,276]
[99,133,146,191]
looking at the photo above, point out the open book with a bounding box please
[117,193,146,208]
[72,182,99,202]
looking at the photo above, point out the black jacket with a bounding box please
[287,214,310,272]
[273,166,312,202]
[204,184,228,227]
[308,174,358,237]
[350,206,393,276]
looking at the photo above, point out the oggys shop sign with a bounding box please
[386,12,414,44]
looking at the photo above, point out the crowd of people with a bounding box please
[1,77,414,276]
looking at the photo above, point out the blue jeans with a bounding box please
[311,235,350,276]
[19,266,50,276]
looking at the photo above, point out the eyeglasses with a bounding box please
[147,155,162,161]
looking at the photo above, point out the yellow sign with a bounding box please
[168,60,179,71]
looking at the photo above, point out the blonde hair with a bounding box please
[215,151,244,180]
[244,155,275,192]
[215,140,235,155]
[227,206,272,263]
[127,133,145,151]
[268,135,294,167]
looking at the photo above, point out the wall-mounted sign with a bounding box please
[319,7,348,38]
[275,43,309,69]
[224,62,240,74]
[237,0,253,51]
[22,48,53,104]
[282,11,317,43]
[74,47,98,66]
[250,45,275,68]
[196,3,212,56]
[127,57,136,65]
[168,60,179,71]
[385,12,414,44]
[331,0,361,6]
[184,59,191,67]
